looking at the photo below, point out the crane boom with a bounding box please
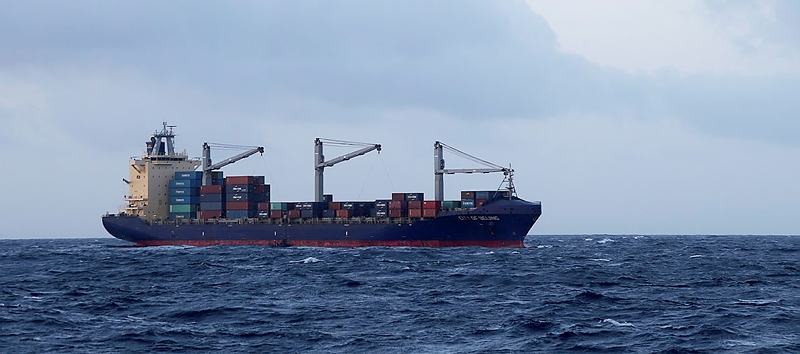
[314,138,381,202]
[434,141,514,201]
[201,143,265,186]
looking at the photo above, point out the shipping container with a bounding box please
[476,200,486,208]
[300,209,320,218]
[226,201,257,210]
[226,210,256,219]
[408,209,423,218]
[200,185,224,194]
[200,202,224,211]
[461,191,475,200]
[336,209,351,218]
[328,202,342,210]
[408,201,423,209]
[405,193,424,201]
[226,184,256,193]
[374,200,391,209]
[297,202,326,211]
[200,194,224,203]
[391,193,406,201]
[323,194,334,203]
[423,208,439,218]
[270,202,295,211]
[441,200,462,209]
[170,179,202,188]
[257,211,270,219]
[257,202,270,211]
[175,171,203,180]
[423,201,442,210]
[389,200,407,210]
[475,191,491,200]
[375,210,388,218]
[270,210,283,219]
[389,209,404,218]
[322,210,336,218]
[170,195,199,204]
[199,210,223,219]
[227,193,268,202]
[169,204,198,213]
[287,209,301,219]
[462,200,476,208]
[170,212,196,219]
[225,176,265,185]
[170,188,199,196]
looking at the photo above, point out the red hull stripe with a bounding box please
[136,239,523,248]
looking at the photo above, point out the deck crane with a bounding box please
[315,138,382,202]
[201,142,265,186]
[433,141,515,201]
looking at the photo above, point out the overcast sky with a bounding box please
[1,0,798,238]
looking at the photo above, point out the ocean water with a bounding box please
[0,235,798,353]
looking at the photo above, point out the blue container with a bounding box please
[169,212,196,220]
[200,194,223,202]
[200,202,224,211]
[322,210,336,218]
[462,200,476,208]
[297,202,326,211]
[475,191,491,200]
[405,193,424,201]
[170,195,199,204]
[374,200,391,209]
[300,209,321,218]
[171,179,202,188]
[226,210,256,219]
[175,171,203,180]
[170,187,199,196]
[227,193,268,202]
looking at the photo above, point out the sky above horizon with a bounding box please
[1,0,798,237]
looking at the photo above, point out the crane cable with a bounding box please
[439,142,508,170]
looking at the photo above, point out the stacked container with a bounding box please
[374,200,390,218]
[461,190,511,209]
[389,193,408,217]
[269,202,295,220]
[297,202,327,218]
[422,200,441,218]
[406,193,424,218]
[225,176,269,219]
[342,202,375,217]
[169,171,203,219]
[199,184,225,219]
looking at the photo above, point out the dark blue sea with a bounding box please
[1,236,798,353]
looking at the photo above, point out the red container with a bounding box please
[408,209,423,218]
[408,201,423,209]
[389,200,407,209]
[476,200,486,208]
[225,176,265,185]
[200,185,224,194]
[226,201,253,210]
[270,210,283,219]
[389,209,403,218]
[257,202,270,211]
[329,202,342,210]
[199,210,223,219]
[287,209,301,219]
[254,184,270,193]
[461,191,475,199]
[423,201,441,210]
[336,209,351,218]
[391,193,406,201]
[423,208,439,218]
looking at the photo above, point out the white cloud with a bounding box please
[526,0,800,75]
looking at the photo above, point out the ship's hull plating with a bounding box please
[103,199,541,248]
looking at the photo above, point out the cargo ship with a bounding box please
[102,123,542,247]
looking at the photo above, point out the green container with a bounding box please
[170,204,198,213]
[441,201,462,209]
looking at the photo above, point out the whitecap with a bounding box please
[689,255,704,258]
[291,257,322,264]
[584,238,594,241]
[536,245,553,249]
[602,319,634,327]
[736,299,779,306]
[597,238,615,244]
[589,258,611,262]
